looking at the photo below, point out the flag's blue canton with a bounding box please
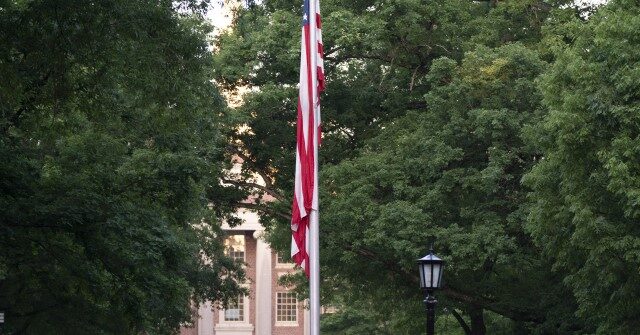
[302,0,310,26]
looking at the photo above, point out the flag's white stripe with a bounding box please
[291,235,299,255]
[315,0,324,72]
[294,152,306,220]
[299,31,310,146]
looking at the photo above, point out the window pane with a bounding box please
[277,253,292,264]
[276,292,297,322]
[224,295,245,322]
[225,235,246,263]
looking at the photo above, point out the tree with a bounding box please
[0,1,244,333]
[210,0,565,233]
[210,0,586,333]
[318,43,584,334]
[525,1,640,333]
[211,0,492,220]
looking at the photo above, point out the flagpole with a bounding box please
[309,0,321,332]
[309,210,320,335]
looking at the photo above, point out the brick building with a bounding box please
[180,209,308,335]
[180,3,309,333]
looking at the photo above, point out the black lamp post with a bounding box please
[418,247,444,335]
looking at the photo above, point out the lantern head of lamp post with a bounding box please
[418,248,444,292]
[418,246,444,335]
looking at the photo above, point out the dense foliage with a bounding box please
[0,1,244,334]
[211,0,640,334]
[526,1,640,333]
[3,0,640,333]
[319,43,584,334]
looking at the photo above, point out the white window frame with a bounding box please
[275,291,298,327]
[225,235,247,266]
[215,287,254,334]
[222,295,246,322]
[275,252,294,269]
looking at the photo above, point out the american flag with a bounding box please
[291,0,324,278]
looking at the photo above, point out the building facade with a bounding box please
[181,3,309,333]
[180,210,308,335]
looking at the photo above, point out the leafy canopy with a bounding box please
[0,1,244,334]
[525,1,640,333]
[320,43,582,334]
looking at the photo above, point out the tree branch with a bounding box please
[225,144,275,190]
[221,179,285,202]
[342,244,545,324]
[324,45,344,57]
[450,308,472,335]
[326,53,394,65]
[409,66,419,92]
[235,202,290,221]
[2,71,52,134]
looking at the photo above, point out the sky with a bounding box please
[205,0,248,32]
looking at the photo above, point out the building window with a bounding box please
[224,295,245,322]
[278,253,289,264]
[276,292,298,323]
[225,235,245,263]
[276,252,294,269]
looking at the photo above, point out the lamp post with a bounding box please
[418,247,444,335]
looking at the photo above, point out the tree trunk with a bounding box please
[469,307,486,335]
[450,308,472,335]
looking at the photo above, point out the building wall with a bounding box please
[180,325,198,335]
[179,306,199,335]
[212,231,256,335]
[179,229,307,335]
[271,253,305,335]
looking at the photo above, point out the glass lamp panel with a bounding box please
[420,263,434,288]
[432,263,442,288]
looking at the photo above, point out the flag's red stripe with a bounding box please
[317,66,325,93]
[295,96,306,217]
[292,216,310,277]
[304,24,315,213]
[293,0,323,278]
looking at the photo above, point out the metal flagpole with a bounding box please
[309,1,320,334]
[309,210,320,335]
